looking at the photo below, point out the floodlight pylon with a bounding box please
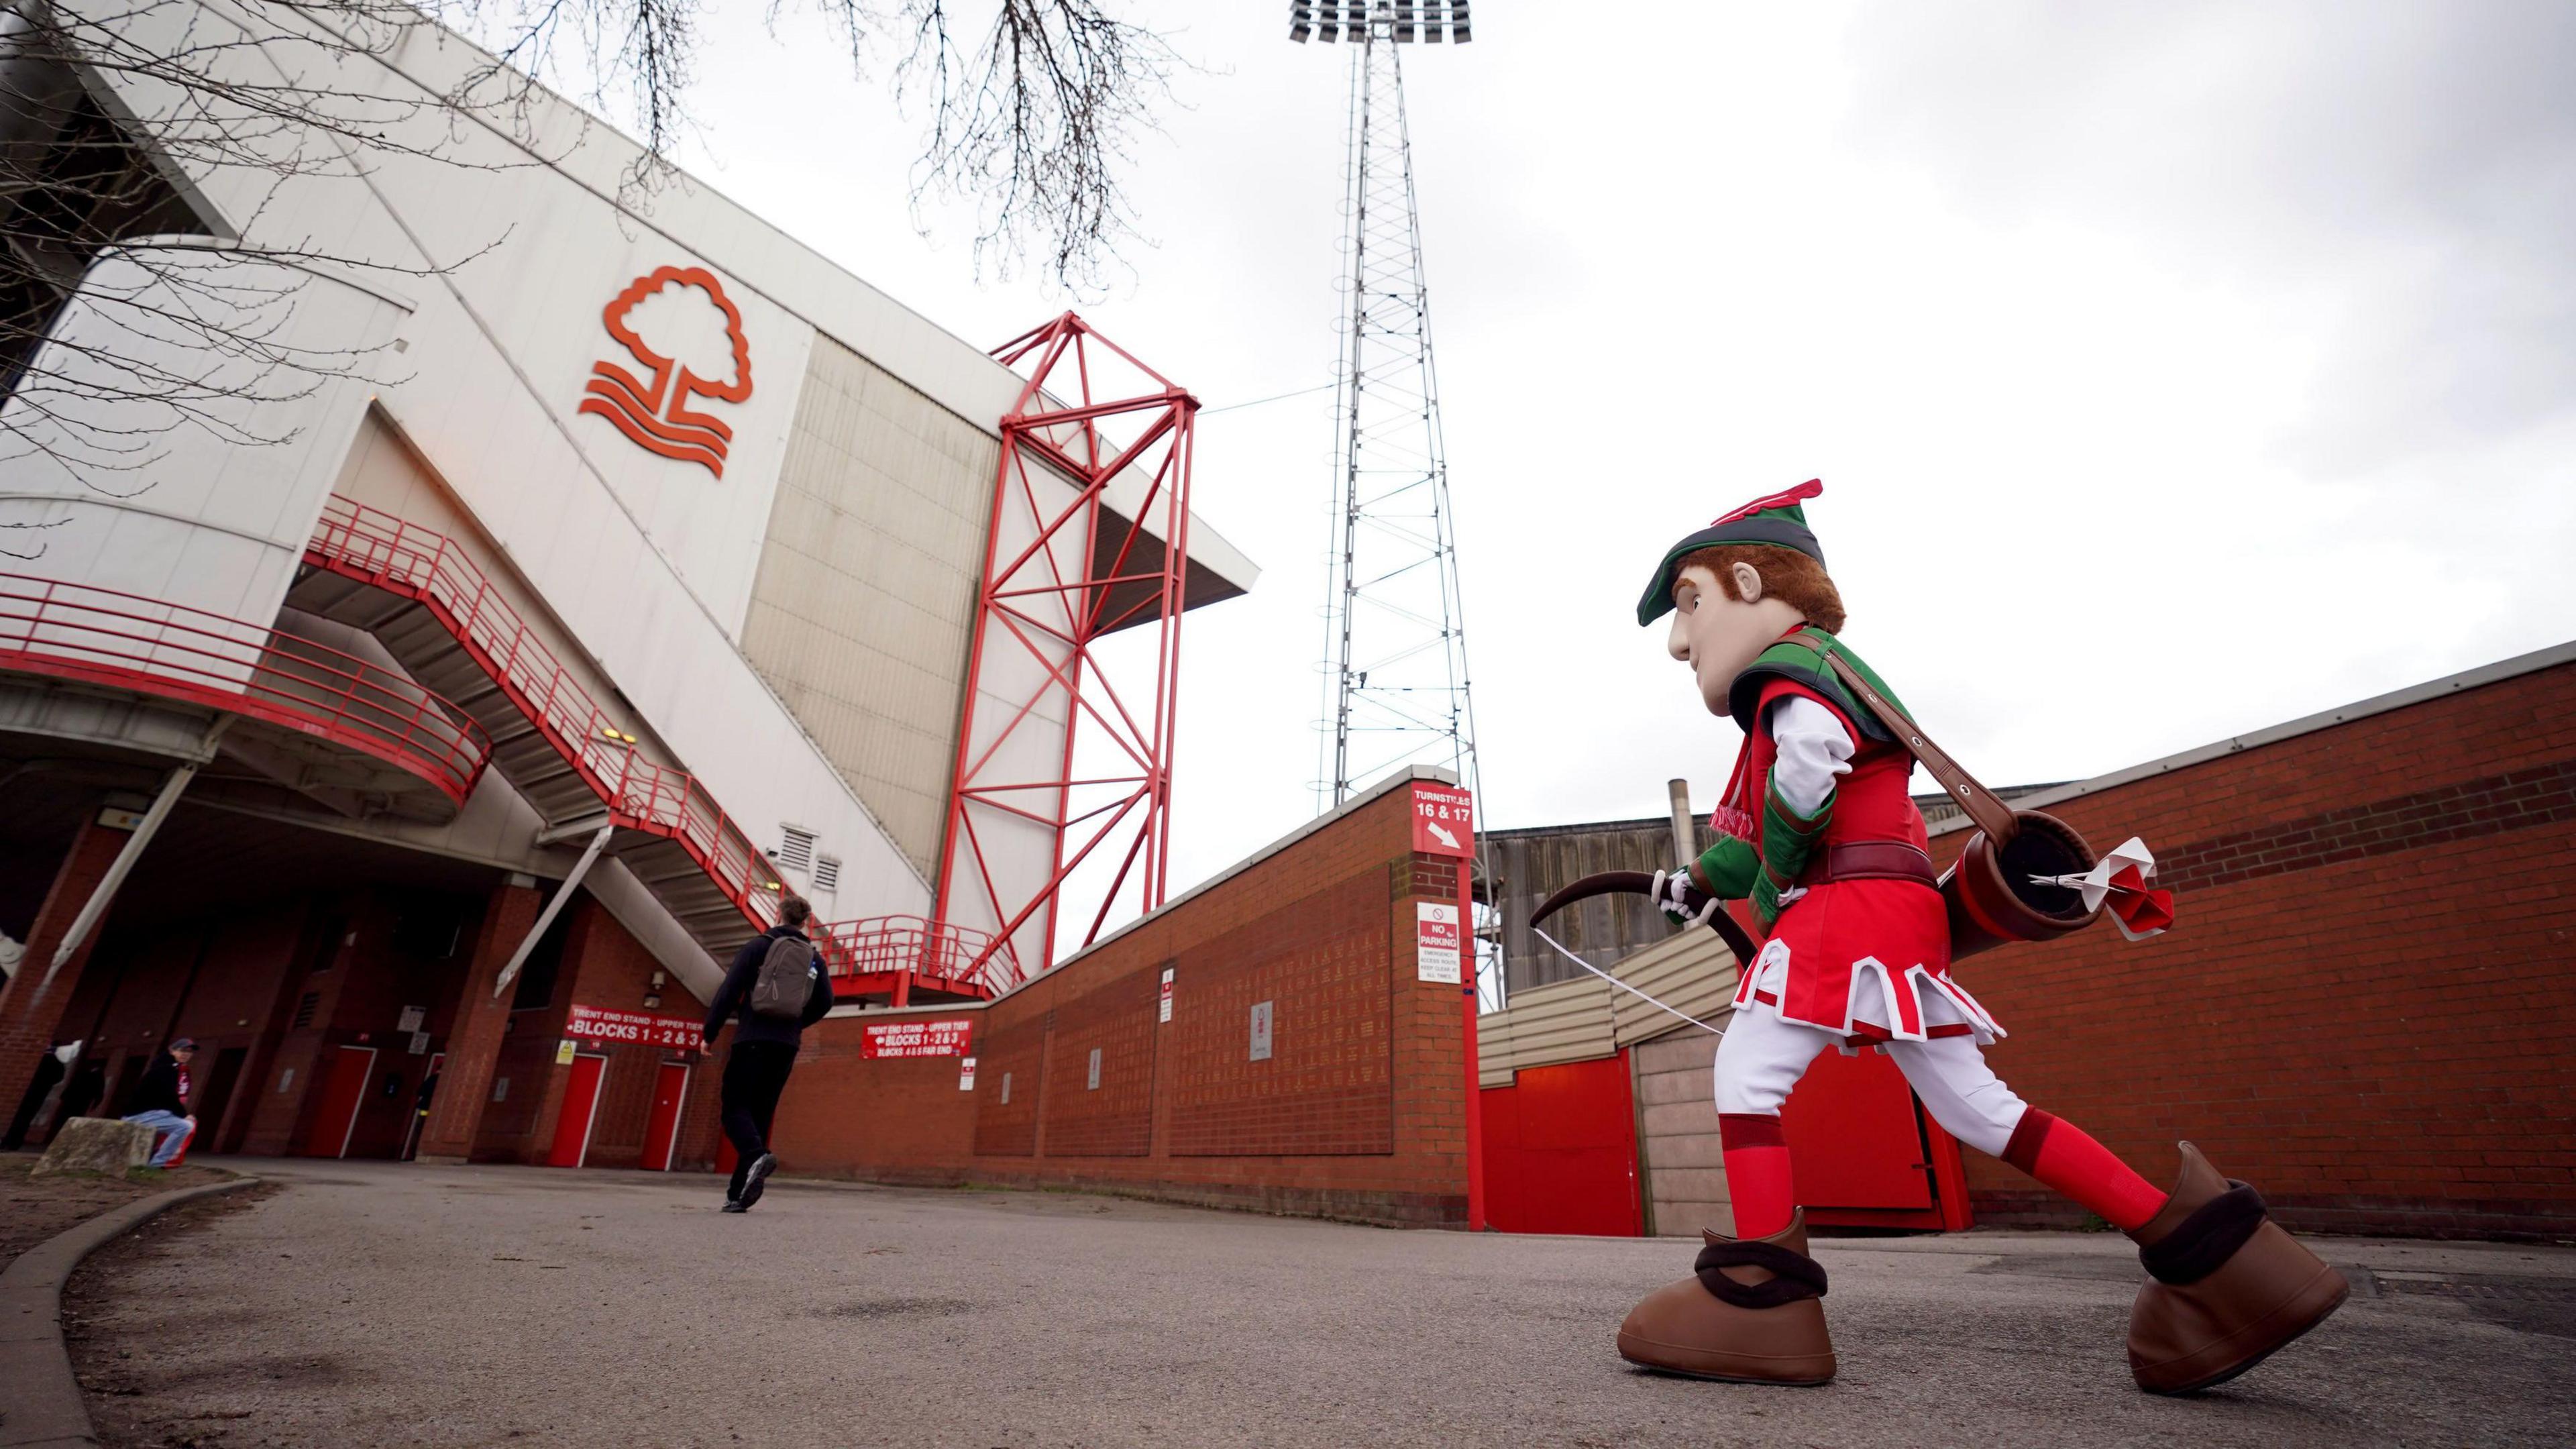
[1304,5,1481,826]
[1292,1,1499,1017]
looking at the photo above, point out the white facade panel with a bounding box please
[0,250,407,684]
[11,2,1258,976]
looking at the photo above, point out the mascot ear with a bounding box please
[1729,560,1765,605]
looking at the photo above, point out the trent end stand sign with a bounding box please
[860,1020,975,1059]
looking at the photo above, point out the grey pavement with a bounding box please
[59,1157,2576,1448]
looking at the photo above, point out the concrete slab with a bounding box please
[61,1158,2576,1448]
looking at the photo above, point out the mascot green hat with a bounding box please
[1635,479,1827,626]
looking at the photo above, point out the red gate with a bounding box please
[1480,1052,1642,1236]
[1784,1048,1974,1232]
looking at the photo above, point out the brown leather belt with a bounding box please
[1802,841,1939,889]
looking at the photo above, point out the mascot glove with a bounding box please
[1651,869,1721,929]
[1750,875,1809,930]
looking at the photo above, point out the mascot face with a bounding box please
[1666,560,1807,715]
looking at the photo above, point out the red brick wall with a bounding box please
[0,812,133,1122]
[1932,661,2576,1238]
[768,781,1474,1227]
[470,895,717,1170]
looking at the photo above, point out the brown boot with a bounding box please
[1615,1210,1836,1385]
[2125,1142,2349,1394]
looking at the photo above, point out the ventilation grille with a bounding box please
[812,855,841,892]
[292,992,321,1029]
[776,825,816,874]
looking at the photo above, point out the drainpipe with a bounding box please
[492,822,614,1000]
[38,716,234,991]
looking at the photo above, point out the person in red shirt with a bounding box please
[1613,482,2347,1394]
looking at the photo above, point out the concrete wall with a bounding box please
[1633,1028,1730,1238]
[765,772,1477,1227]
[740,335,1000,882]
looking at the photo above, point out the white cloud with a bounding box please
[655,1,2576,918]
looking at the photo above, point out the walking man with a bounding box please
[121,1038,198,1168]
[702,894,833,1212]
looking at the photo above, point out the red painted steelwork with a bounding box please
[812,914,1000,1000]
[302,496,994,999]
[306,496,777,914]
[936,314,1199,991]
[0,572,492,802]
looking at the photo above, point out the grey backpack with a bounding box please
[747,934,817,1020]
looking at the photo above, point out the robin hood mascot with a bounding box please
[1588,480,2348,1393]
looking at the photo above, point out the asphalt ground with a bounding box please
[57,1159,2576,1449]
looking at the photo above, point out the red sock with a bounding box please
[1719,1113,1796,1239]
[2002,1108,2167,1232]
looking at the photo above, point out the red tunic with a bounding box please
[1722,678,2006,1044]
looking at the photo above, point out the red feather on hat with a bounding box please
[1709,478,1823,527]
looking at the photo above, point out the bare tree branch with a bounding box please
[885,1,1183,293]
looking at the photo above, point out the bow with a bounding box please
[1532,869,1764,966]
[2029,835,2176,941]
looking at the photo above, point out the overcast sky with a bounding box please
[630,1,2576,908]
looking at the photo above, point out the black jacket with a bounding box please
[131,1053,190,1117]
[703,925,833,1049]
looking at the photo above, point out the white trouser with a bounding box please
[1712,992,2031,1159]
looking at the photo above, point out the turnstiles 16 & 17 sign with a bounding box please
[861,1019,976,1059]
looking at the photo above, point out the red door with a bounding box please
[642,1062,690,1171]
[547,1054,608,1168]
[1782,1048,1972,1230]
[1479,1052,1643,1236]
[301,1046,376,1159]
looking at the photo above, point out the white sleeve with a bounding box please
[1764,696,1855,817]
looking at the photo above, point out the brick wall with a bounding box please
[1931,660,2576,1239]
[471,894,718,1170]
[767,775,1475,1228]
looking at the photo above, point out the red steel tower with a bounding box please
[934,315,1200,992]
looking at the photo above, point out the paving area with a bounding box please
[56,1159,2576,1448]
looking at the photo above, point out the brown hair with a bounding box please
[779,893,812,926]
[1676,544,1847,633]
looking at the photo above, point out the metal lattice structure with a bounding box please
[1295,4,1481,820]
[936,314,1199,993]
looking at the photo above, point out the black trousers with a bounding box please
[721,1040,798,1197]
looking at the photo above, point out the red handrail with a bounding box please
[303,495,994,994]
[812,914,1004,993]
[305,495,779,926]
[0,572,492,804]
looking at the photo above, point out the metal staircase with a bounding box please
[290,496,995,998]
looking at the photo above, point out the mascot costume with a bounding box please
[1544,480,2347,1393]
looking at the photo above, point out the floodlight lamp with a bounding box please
[1450,1,1471,42]
[1290,1,1312,41]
